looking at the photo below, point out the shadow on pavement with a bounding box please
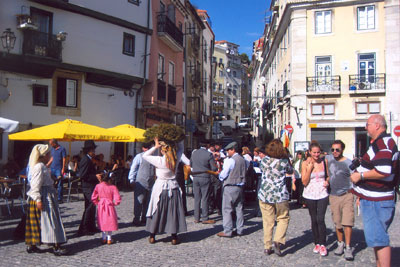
[178,226,221,243]
[281,229,313,256]
[112,229,148,243]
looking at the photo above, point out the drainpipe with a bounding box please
[133,0,151,156]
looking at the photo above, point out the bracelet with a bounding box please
[360,172,365,181]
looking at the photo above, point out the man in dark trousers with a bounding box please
[78,140,99,236]
[217,142,246,237]
[128,142,155,226]
[191,140,217,224]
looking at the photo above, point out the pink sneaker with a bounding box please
[313,244,320,254]
[319,245,328,256]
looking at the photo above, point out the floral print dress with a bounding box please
[258,156,290,203]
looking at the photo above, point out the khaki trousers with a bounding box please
[259,200,290,249]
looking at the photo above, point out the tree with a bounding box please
[240,53,250,64]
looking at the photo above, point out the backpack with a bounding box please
[392,151,400,201]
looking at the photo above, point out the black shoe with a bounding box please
[26,246,44,254]
[53,246,68,256]
[264,248,274,255]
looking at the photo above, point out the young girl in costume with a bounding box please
[91,171,121,244]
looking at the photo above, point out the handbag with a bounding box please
[323,158,331,194]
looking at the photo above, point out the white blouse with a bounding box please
[27,162,54,202]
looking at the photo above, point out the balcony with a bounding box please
[157,14,183,52]
[191,33,200,54]
[306,75,341,96]
[349,74,386,94]
[191,70,201,87]
[22,30,62,61]
[157,80,167,101]
[277,90,284,106]
[168,84,176,105]
[283,81,290,100]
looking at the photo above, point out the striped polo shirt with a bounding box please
[351,132,398,201]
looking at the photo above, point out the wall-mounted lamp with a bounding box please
[56,31,68,41]
[1,28,16,53]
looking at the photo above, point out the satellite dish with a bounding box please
[0,84,10,101]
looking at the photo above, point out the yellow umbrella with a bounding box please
[107,124,146,142]
[8,119,129,141]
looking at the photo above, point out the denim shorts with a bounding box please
[360,199,395,247]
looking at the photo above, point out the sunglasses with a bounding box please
[331,148,341,152]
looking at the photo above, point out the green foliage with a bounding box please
[144,123,185,144]
[240,53,250,64]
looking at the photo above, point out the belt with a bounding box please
[225,184,243,187]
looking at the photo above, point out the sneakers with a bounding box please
[334,241,345,255]
[319,245,328,257]
[344,247,354,261]
[313,244,320,254]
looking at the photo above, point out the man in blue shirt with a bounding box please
[46,139,66,202]
[217,142,246,238]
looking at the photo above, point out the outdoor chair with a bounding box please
[1,183,25,215]
[65,172,82,202]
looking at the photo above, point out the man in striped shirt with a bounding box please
[350,114,398,267]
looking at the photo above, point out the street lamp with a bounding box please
[1,28,16,53]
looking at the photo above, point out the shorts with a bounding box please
[360,199,395,247]
[329,192,354,228]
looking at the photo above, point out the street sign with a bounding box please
[284,124,294,134]
[394,125,400,137]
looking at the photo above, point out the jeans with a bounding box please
[304,196,329,245]
[51,168,63,201]
[360,198,395,247]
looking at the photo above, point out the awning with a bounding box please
[0,117,19,132]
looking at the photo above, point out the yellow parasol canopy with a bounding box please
[107,124,146,142]
[8,119,130,141]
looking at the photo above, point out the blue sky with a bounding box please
[191,0,272,57]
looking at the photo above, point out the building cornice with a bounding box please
[29,0,152,35]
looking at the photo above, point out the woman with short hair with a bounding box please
[258,139,292,256]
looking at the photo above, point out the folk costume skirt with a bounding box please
[40,186,67,244]
[25,199,41,246]
[146,188,187,235]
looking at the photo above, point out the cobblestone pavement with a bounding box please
[1,190,399,267]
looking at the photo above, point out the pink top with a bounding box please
[302,171,329,200]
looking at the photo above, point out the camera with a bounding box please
[349,158,361,171]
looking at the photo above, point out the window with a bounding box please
[315,10,331,34]
[32,84,48,106]
[311,103,334,115]
[123,33,135,56]
[160,1,165,13]
[219,58,223,64]
[213,82,217,91]
[233,71,237,78]
[158,54,165,80]
[219,70,223,77]
[56,78,77,108]
[128,0,140,5]
[218,83,222,91]
[212,56,217,63]
[358,5,375,30]
[356,102,380,114]
[358,53,375,83]
[168,62,175,85]
[315,56,332,77]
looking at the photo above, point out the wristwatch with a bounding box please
[360,172,365,181]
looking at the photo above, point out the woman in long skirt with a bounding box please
[25,144,68,256]
[143,138,187,245]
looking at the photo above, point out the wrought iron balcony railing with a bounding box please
[349,74,386,92]
[306,75,341,93]
[22,30,62,60]
[157,80,167,101]
[157,14,183,50]
[283,81,290,98]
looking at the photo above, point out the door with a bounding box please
[311,128,335,154]
[355,127,369,158]
[358,53,376,84]
[315,56,332,91]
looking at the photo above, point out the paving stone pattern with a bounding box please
[1,191,399,267]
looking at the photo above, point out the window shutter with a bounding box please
[66,79,77,107]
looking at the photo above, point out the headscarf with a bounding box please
[159,141,177,172]
[29,144,50,169]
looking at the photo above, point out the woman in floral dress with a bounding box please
[258,139,293,256]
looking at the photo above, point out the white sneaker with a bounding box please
[334,241,345,255]
[344,247,354,261]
